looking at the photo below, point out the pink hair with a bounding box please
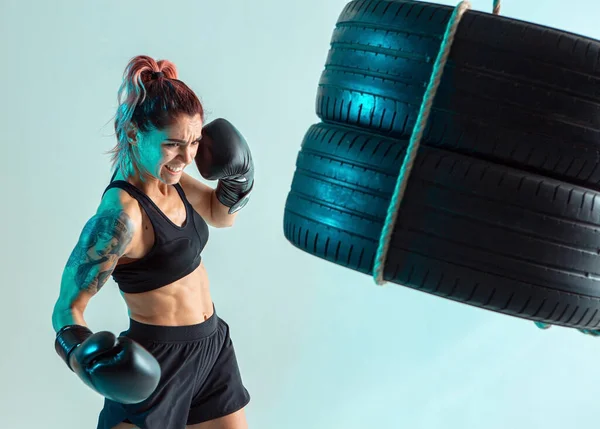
[105,55,204,179]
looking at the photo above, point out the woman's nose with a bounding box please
[181,147,195,164]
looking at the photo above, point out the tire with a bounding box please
[316,0,600,189]
[283,122,600,329]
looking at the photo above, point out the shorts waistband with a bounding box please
[125,304,218,342]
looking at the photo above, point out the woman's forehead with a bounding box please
[162,115,203,137]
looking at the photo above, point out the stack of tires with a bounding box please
[283,0,600,330]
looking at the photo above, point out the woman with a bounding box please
[51,55,254,429]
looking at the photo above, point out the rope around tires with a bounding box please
[373,0,501,285]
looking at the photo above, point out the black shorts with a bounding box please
[96,305,250,429]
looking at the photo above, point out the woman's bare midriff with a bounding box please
[121,262,214,326]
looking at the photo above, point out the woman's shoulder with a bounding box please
[99,185,143,229]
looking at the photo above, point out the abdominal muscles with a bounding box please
[122,262,214,326]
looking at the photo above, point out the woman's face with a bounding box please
[135,113,203,184]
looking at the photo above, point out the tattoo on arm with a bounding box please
[66,209,135,294]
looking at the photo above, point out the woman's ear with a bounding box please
[126,121,140,146]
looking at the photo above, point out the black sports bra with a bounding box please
[101,176,209,293]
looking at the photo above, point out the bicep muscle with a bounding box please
[58,208,135,310]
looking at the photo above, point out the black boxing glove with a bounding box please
[196,118,254,214]
[55,325,161,404]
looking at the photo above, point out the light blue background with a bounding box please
[1,0,600,428]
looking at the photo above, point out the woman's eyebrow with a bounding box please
[164,136,202,143]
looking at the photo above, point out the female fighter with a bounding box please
[51,54,254,429]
